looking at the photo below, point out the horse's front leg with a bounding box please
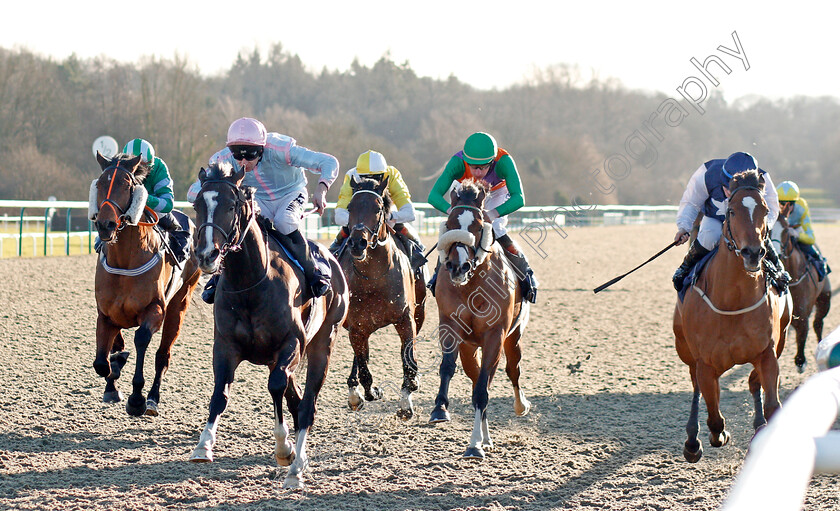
[755,348,782,424]
[348,329,382,404]
[102,330,130,404]
[793,315,810,373]
[464,340,502,460]
[697,361,729,449]
[146,286,194,416]
[429,336,460,424]
[271,341,299,466]
[395,311,418,420]
[190,350,239,463]
[747,368,766,431]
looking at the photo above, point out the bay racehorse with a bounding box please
[338,176,426,419]
[674,169,792,463]
[428,179,531,460]
[188,162,348,490]
[771,216,831,372]
[90,152,201,416]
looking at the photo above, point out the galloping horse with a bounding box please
[674,169,791,463]
[90,152,201,416]
[188,162,348,490]
[339,176,426,419]
[428,179,531,460]
[772,217,831,372]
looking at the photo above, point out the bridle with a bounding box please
[444,204,494,281]
[349,189,387,252]
[97,163,158,231]
[722,185,764,258]
[196,179,256,256]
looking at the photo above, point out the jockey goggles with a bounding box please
[229,145,264,161]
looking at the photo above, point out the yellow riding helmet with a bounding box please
[355,150,388,175]
[777,181,800,202]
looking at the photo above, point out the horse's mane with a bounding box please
[454,178,489,207]
[354,176,393,212]
[111,152,152,183]
[728,169,764,193]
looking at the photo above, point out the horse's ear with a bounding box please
[377,175,389,194]
[449,188,459,205]
[198,167,207,184]
[127,154,142,172]
[233,165,247,186]
[96,151,110,171]
[477,187,487,206]
[723,186,731,199]
[758,173,766,192]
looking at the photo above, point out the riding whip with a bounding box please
[593,240,679,293]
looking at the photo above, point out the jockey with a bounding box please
[672,151,790,292]
[775,180,830,280]
[188,117,339,304]
[121,138,191,264]
[329,150,428,279]
[427,132,538,303]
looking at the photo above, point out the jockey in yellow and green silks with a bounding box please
[774,180,831,280]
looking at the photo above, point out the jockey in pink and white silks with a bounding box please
[188,117,339,303]
[672,151,789,292]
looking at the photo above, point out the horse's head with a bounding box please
[723,169,769,272]
[191,162,255,273]
[438,179,494,285]
[89,152,150,244]
[346,175,390,261]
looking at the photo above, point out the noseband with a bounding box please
[349,189,387,251]
[197,179,255,255]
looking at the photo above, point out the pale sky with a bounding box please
[3,1,837,102]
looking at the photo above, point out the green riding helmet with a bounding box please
[123,138,156,164]
[462,132,498,165]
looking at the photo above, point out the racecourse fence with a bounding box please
[3,198,837,259]
[722,325,840,511]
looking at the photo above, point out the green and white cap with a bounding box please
[123,138,155,163]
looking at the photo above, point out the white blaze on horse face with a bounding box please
[201,190,220,251]
[742,196,758,223]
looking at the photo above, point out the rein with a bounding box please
[349,189,387,251]
[722,185,763,256]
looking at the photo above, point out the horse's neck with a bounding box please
[704,244,766,303]
[105,225,159,266]
[225,224,269,286]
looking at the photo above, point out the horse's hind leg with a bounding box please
[395,312,418,420]
[697,362,729,449]
[814,282,831,341]
[793,315,810,373]
[146,290,193,415]
[104,333,130,403]
[413,277,426,332]
[748,369,767,431]
[429,331,461,424]
[125,324,154,417]
[285,375,303,432]
[285,322,335,490]
[503,329,530,417]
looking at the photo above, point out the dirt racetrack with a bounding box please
[1,222,839,510]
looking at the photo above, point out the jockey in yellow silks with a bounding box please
[774,180,830,280]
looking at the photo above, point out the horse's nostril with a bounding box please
[445,261,453,270]
[461,263,470,272]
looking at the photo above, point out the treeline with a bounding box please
[1,44,838,207]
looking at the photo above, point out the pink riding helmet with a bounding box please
[227,117,267,146]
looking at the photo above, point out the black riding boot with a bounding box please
[157,212,190,263]
[202,274,219,304]
[393,223,428,279]
[497,234,539,303]
[427,258,441,296]
[672,240,711,292]
[278,229,330,298]
[801,242,830,280]
[764,237,791,290]
[329,226,350,256]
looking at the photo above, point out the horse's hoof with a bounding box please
[103,390,123,403]
[189,449,213,463]
[463,446,485,460]
[796,360,807,374]
[514,399,531,417]
[710,430,730,448]
[275,451,296,467]
[396,407,414,421]
[366,387,384,401]
[429,407,450,424]
[144,400,159,416]
[683,443,703,463]
[482,439,494,451]
[349,400,364,411]
[282,475,304,490]
[126,395,147,417]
